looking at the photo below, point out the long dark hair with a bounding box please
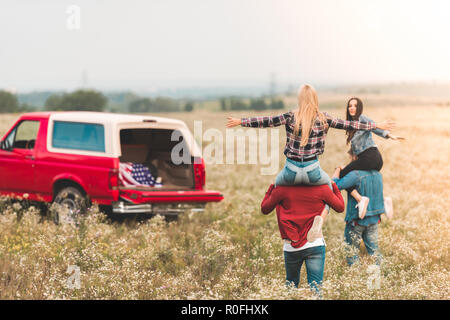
[345,97,363,144]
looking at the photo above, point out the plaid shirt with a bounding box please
[241,111,377,160]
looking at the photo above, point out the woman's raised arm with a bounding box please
[227,111,293,128]
[324,112,395,131]
[226,117,242,128]
[387,133,406,141]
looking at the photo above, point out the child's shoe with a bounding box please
[356,196,370,219]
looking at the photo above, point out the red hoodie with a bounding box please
[261,182,345,248]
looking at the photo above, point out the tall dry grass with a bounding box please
[0,105,449,299]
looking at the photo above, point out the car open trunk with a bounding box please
[118,128,195,191]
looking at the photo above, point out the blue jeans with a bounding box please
[344,222,382,266]
[332,171,360,190]
[275,158,332,211]
[284,246,326,295]
[275,158,332,187]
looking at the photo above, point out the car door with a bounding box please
[0,120,40,194]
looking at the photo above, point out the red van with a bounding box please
[0,111,223,223]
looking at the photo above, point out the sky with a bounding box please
[1,0,450,92]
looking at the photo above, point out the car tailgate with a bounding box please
[118,189,223,204]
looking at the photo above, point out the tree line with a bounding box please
[0,90,36,113]
[220,97,285,111]
[0,89,285,113]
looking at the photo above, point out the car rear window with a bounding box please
[52,121,105,152]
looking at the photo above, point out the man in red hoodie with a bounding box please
[261,181,344,294]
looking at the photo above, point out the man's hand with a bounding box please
[226,117,241,128]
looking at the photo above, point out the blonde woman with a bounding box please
[226,84,395,241]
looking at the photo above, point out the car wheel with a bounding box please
[52,187,88,225]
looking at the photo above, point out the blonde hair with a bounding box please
[293,84,328,147]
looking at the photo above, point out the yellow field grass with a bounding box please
[0,104,449,299]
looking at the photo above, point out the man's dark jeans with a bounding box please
[284,245,325,295]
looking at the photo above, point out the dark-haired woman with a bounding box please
[339,97,405,218]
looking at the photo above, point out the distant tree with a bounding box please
[0,90,19,113]
[45,89,107,111]
[128,96,181,113]
[105,91,140,112]
[45,94,64,110]
[230,97,248,110]
[184,102,194,112]
[17,103,36,112]
[271,99,285,110]
[63,89,107,111]
[250,98,267,111]
[220,97,227,111]
[18,91,59,109]
[129,98,152,113]
[152,97,181,112]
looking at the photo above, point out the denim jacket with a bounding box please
[341,170,385,224]
[351,114,389,155]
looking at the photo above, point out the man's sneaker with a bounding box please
[307,216,323,243]
[384,197,394,219]
[355,196,370,219]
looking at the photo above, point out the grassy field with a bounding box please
[0,104,449,299]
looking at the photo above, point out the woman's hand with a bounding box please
[376,120,396,131]
[226,117,241,128]
[388,134,406,141]
[332,167,341,179]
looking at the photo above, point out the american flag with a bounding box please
[119,162,162,187]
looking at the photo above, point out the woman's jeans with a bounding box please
[284,246,326,295]
[344,222,382,266]
[332,171,360,190]
[340,147,383,193]
[275,158,332,210]
[276,158,331,186]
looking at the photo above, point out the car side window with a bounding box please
[52,121,105,152]
[2,127,16,150]
[8,120,40,149]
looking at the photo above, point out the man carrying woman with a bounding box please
[229,84,403,292]
[332,150,388,266]
[337,97,405,219]
[260,181,345,296]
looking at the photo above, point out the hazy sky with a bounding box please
[1,0,450,92]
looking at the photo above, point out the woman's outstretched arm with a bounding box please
[386,133,406,141]
[372,126,405,140]
[323,112,395,131]
[359,115,391,138]
[226,117,242,127]
[227,111,293,128]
